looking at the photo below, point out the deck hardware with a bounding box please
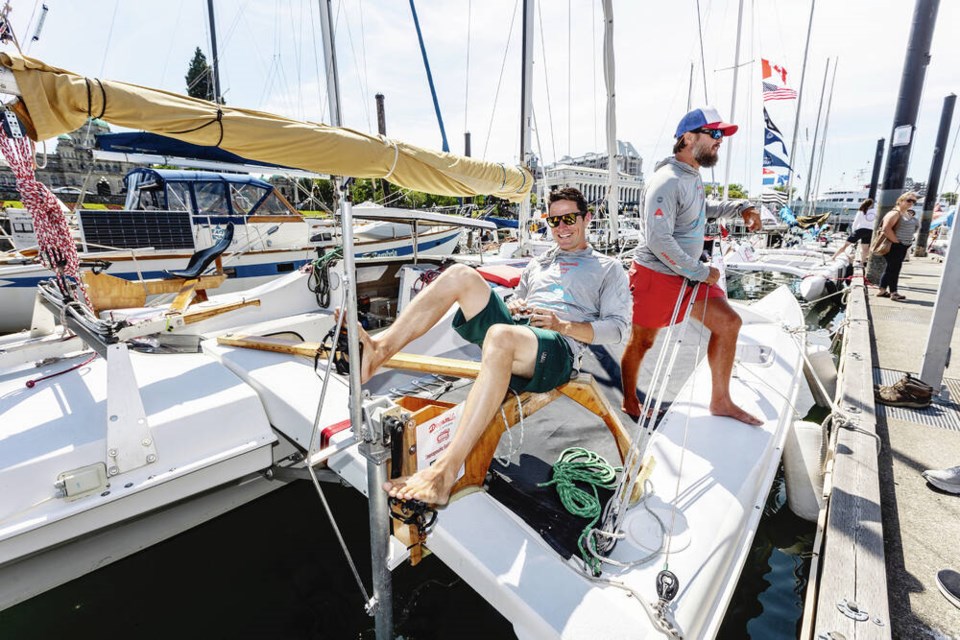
[872,616,884,626]
[364,595,379,615]
[141,439,152,447]
[108,466,119,476]
[817,632,846,640]
[836,598,869,621]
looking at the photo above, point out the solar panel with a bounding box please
[78,210,196,252]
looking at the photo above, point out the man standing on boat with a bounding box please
[620,106,763,425]
[349,187,631,506]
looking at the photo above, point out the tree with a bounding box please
[704,183,748,199]
[942,192,957,206]
[185,47,214,101]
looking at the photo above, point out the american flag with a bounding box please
[763,81,797,102]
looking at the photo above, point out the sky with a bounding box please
[7,0,960,199]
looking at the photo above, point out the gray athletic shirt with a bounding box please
[632,157,752,281]
[515,245,631,359]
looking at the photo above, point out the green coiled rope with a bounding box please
[539,447,622,576]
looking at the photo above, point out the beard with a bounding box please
[694,144,719,168]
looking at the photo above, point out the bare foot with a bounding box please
[622,400,642,420]
[383,465,457,506]
[710,398,763,426]
[333,307,384,384]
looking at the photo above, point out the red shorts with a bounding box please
[628,263,726,328]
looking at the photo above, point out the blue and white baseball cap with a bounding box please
[675,106,739,138]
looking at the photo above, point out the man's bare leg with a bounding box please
[692,296,764,426]
[383,324,539,505]
[336,264,492,383]
[620,325,660,418]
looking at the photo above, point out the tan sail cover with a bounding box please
[0,52,532,202]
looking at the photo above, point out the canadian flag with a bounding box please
[761,58,788,85]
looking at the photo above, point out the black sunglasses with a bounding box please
[545,212,585,228]
[694,127,724,140]
[904,198,917,204]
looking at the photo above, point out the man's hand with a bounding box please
[704,266,722,285]
[741,207,762,232]
[507,297,529,316]
[528,307,564,333]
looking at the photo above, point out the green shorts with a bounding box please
[452,291,574,393]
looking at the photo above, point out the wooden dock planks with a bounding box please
[809,274,892,639]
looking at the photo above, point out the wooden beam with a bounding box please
[216,333,483,378]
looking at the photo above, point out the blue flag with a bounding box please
[764,128,789,157]
[763,149,792,171]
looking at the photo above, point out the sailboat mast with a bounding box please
[722,0,744,202]
[812,59,838,214]
[206,0,222,104]
[803,58,830,215]
[517,0,534,252]
[785,0,816,205]
[602,0,619,246]
[319,2,393,639]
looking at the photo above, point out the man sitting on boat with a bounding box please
[350,187,632,506]
[620,106,763,425]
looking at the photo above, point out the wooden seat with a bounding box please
[81,270,228,314]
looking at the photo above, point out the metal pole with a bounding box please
[786,0,816,206]
[375,93,391,201]
[915,93,956,256]
[867,0,941,282]
[319,3,392,638]
[868,138,884,201]
[919,211,960,389]
[602,0,619,245]
[803,58,830,215]
[206,0,222,104]
[408,0,449,152]
[722,0,743,202]
[517,0,534,254]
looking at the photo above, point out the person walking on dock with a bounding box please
[619,106,762,425]
[832,198,876,263]
[876,192,920,301]
[351,187,631,506]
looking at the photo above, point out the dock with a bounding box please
[809,254,960,639]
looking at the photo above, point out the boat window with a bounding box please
[228,183,265,215]
[257,191,295,215]
[134,187,165,210]
[165,182,192,212]
[194,181,229,215]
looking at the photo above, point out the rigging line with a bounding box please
[482,0,520,160]
[20,0,40,50]
[358,0,372,130]
[293,0,306,120]
[342,0,372,131]
[592,1,597,151]
[98,0,120,77]
[158,0,186,88]
[464,0,471,135]
[536,0,558,163]
[567,0,571,156]
[695,0,709,104]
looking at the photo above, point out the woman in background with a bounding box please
[877,192,920,301]
[832,198,876,263]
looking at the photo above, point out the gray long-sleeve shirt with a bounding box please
[515,245,631,359]
[633,157,753,281]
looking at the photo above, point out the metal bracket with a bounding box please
[105,343,157,476]
[836,598,869,622]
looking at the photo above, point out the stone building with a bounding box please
[0,119,136,199]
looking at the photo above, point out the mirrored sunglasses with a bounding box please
[695,127,724,140]
[545,212,585,228]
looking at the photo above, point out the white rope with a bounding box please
[382,137,400,180]
[494,388,525,467]
[482,0,520,159]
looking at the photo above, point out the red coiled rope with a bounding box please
[0,120,88,303]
